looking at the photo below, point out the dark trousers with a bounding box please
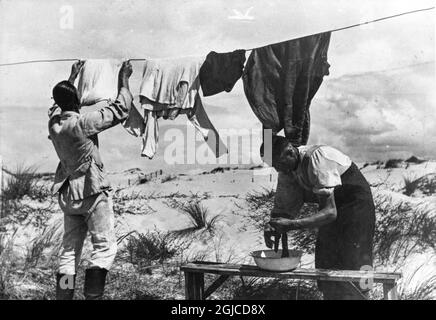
[315,163,376,300]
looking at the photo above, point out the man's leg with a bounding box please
[56,194,88,300]
[315,224,341,300]
[337,199,376,300]
[84,191,117,300]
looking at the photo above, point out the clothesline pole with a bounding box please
[245,6,435,51]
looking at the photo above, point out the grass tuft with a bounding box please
[179,201,221,234]
[403,174,418,196]
[373,194,436,266]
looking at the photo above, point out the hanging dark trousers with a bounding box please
[56,273,76,300]
[84,267,108,300]
[243,32,331,146]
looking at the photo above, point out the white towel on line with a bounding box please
[77,59,121,106]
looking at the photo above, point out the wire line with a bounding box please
[0,6,433,66]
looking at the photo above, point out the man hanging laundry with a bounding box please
[48,60,133,300]
[243,33,331,146]
[263,136,375,300]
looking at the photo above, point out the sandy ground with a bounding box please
[3,160,435,299]
[112,161,436,288]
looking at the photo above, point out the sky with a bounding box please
[0,0,435,173]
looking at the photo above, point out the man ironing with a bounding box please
[49,60,133,299]
[264,136,376,300]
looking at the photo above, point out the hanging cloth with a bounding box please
[199,50,246,97]
[243,33,331,146]
[124,56,227,159]
[139,56,204,109]
[190,95,228,157]
[77,59,122,106]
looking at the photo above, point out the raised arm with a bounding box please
[68,60,85,84]
[79,60,134,136]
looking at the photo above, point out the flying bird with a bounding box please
[228,7,255,21]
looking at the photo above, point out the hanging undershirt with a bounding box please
[77,59,122,106]
[123,56,227,159]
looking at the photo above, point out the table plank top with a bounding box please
[181,262,401,283]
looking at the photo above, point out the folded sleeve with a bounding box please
[307,148,342,195]
[79,88,133,136]
[271,172,304,218]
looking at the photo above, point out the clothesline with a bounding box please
[0,58,80,67]
[0,6,434,67]
[247,6,435,51]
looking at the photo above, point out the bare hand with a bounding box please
[71,60,85,77]
[119,60,133,78]
[269,217,295,233]
[264,223,280,249]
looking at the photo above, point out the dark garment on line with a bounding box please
[243,33,331,146]
[200,50,246,97]
[315,162,376,300]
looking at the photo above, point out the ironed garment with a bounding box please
[199,50,246,97]
[243,33,331,146]
[77,59,122,106]
[58,189,117,275]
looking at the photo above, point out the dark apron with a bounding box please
[315,162,376,300]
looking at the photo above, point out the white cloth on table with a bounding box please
[77,59,121,106]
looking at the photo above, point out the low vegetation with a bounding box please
[403,174,419,196]
[373,194,436,266]
[161,174,177,183]
[1,162,435,300]
[384,159,404,169]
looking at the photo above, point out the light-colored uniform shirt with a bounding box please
[48,88,133,200]
[272,145,352,218]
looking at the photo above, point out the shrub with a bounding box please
[403,175,418,196]
[179,201,221,233]
[25,220,63,268]
[373,194,436,266]
[122,231,189,270]
[0,231,18,299]
[405,156,426,164]
[384,159,404,169]
[161,174,177,183]
[1,165,38,202]
[240,188,275,231]
[411,174,436,196]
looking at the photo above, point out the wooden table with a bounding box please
[181,261,401,300]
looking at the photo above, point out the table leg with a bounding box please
[383,283,399,300]
[185,272,204,300]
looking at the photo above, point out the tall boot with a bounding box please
[84,267,108,300]
[56,273,76,300]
